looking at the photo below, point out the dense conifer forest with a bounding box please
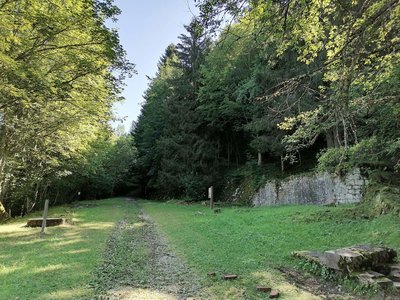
[132,0,400,200]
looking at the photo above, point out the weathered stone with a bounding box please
[357,272,392,288]
[393,282,400,290]
[356,270,385,279]
[269,290,280,298]
[252,168,367,207]
[321,245,396,272]
[292,251,324,265]
[256,286,271,292]
[389,270,400,282]
[322,249,361,271]
[389,263,400,271]
[294,245,398,291]
[27,217,65,227]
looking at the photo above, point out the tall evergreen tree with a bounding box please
[157,19,213,199]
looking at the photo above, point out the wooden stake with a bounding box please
[40,200,49,237]
[208,186,214,209]
[258,152,262,166]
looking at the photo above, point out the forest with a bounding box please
[1,1,400,299]
[0,0,399,216]
[132,0,400,200]
[0,0,135,217]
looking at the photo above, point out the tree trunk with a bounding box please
[326,130,335,148]
[0,200,7,219]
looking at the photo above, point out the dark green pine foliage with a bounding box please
[132,44,180,196]
[157,20,215,200]
[197,26,255,169]
[242,48,323,163]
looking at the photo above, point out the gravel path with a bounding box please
[137,210,201,299]
[95,200,202,300]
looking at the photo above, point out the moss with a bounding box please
[363,184,400,216]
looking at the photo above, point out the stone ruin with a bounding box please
[252,168,367,207]
[293,245,400,290]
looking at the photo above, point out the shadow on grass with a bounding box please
[0,198,136,300]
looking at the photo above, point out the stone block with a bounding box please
[292,251,324,265]
[321,245,397,272]
[27,217,65,227]
[356,272,392,288]
[389,263,400,271]
[389,270,400,282]
[322,249,361,271]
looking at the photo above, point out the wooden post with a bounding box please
[208,186,214,209]
[40,200,49,237]
[257,152,262,166]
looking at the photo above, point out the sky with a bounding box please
[109,0,199,132]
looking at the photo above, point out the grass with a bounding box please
[0,198,137,300]
[2,198,399,299]
[90,215,151,294]
[141,201,400,299]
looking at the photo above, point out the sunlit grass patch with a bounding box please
[0,198,137,300]
[141,201,400,299]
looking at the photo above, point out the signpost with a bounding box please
[40,200,49,237]
[208,186,214,209]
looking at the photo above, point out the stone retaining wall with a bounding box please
[252,168,368,207]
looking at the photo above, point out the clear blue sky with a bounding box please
[110,0,198,132]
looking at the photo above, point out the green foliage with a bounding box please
[193,0,400,182]
[132,0,399,200]
[363,184,400,216]
[298,260,338,282]
[317,136,397,174]
[133,20,218,200]
[0,0,134,215]
[298,260,380,296]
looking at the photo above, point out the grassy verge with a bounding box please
[0,198,136,300]
[141,201,400,299]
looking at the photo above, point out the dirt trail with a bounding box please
[139,210,201,298]
[97,200,202,300]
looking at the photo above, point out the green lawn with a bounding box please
[1,199,399,299]
[0,198,137,300]
[141,201,400,299]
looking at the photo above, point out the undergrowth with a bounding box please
[297,260,383,297]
